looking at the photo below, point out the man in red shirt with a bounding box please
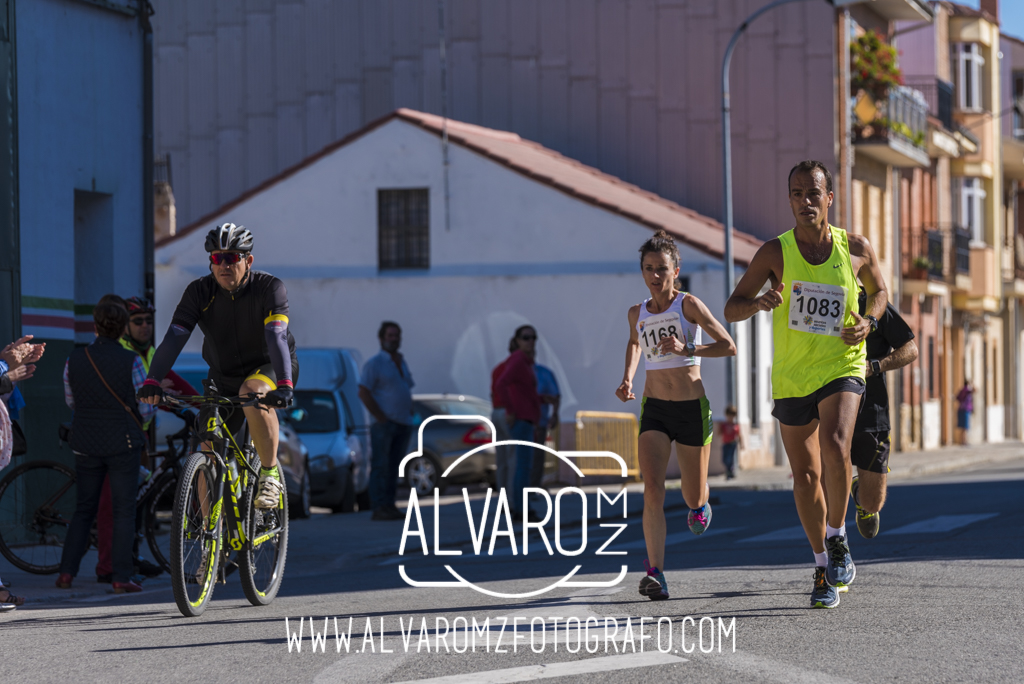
[494,326,542,520]
[490,338,517,494]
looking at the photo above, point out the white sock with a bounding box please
[813,551,828,567]
[825,523,846,539]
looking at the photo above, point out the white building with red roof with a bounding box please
[156,109,776,469]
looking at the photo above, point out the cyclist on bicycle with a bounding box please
[138,223,298,509]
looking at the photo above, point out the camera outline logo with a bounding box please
[397,414,632,599]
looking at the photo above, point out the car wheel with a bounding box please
[333,468,356,514]
[290,469,311,519]
[406,454,443,496]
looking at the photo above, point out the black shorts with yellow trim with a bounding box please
[209,358,300,435]
[850,430,890,474]
[771,376,865,427]
[639,396,713,447]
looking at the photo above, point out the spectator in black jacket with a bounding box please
[55,301,155,594]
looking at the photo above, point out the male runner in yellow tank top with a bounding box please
[725,161,888,609]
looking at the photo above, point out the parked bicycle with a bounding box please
[0,410,195,575]
[163,386,288,617]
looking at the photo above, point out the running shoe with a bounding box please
[810,567,839,608]
[824,534,856,587]
[638,560,669,601]
[851,477,880,539]
[687,501,712,536]
[255,474,284,509]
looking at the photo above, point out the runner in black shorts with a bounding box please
[847,289,917,538]
[616,230,736,601]
[139,223,298,509]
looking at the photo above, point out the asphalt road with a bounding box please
[5,458,1023,684]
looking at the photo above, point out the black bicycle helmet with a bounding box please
[124,296,154,315]
[205,223,254,253]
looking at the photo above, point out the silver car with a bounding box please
[404,394,497,496]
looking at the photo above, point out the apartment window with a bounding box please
[378,189,429,270]
[928,336,935,398]
[955,43,985,111]
[953,177,986,244]
[1014,71,1024,139]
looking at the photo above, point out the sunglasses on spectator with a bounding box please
[518,334,537,341]
[130,317,154,326]
[210,252,246,265]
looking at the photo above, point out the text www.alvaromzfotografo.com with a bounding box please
[283,616,736,655]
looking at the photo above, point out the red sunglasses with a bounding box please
[210,252,246,266]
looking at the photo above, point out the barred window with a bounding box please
[378,189,429,270]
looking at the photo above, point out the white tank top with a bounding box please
[636,292,702,370]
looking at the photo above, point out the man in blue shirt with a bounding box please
[532,362,560,487]
[359,321,415,521]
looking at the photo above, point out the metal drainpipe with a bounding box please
[843,9,854,236]
[141,1,154,302]
[893,170,902,452]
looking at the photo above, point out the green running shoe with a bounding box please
[811,567,840,608]
[851,477,879,539]
[639,560,669,601]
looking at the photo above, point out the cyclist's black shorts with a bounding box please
[209,359,300,436]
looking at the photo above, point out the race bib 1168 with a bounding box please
[639,311,690,363]
[788,281,847,337]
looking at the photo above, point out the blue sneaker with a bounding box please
[639,560,669,601]
[824,534,856,587]
[687,501,712,536]
[811,567,839,608]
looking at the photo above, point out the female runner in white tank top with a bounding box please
[615,230,737,601]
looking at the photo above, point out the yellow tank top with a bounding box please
[771,226,866,399]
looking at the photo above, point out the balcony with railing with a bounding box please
[854,86,931,168]
[903,228,945,282]
[903,77,954,130]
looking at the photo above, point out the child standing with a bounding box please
[721,406,742,479]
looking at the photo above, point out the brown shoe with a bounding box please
[112,581,143,594]
[55,573,73,589]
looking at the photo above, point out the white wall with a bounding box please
[157,119,755,421]
[18,0,145,340]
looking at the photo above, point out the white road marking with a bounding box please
[885,513,998,535]
[606,526,744,551]
[737,525,807,543]
[388,652,686,684]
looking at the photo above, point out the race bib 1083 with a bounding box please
[788,281,847,337]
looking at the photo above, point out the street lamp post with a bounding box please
[721,0,829,408]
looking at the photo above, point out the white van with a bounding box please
[290,348,372,512]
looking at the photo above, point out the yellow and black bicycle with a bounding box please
[163,387,288,617]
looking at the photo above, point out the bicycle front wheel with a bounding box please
[239,474,288,606]
[170,453,221,617]
[0,460,76,574]
[143,471,178,573]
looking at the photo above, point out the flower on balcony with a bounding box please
[851,30,903,101]
[912,256,933,270]
[854,116,926,148]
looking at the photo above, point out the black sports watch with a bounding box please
[865,315,878,332]
[869,359,882,376]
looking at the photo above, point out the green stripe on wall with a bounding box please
[21,295,74,311]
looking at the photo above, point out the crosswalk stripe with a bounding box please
[885,513,998,535]
[607,526,744,551]
[737,525,807,543]
[388,652,686,684]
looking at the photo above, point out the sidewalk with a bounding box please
[702,439,1024,491]
[3,440,1020,609]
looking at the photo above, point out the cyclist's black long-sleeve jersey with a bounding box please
[147,270,296,387]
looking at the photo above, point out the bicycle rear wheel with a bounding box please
[170,453,221,617]
[239,474,288,606]
[0,461,75,574]
[143,471,178,573]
